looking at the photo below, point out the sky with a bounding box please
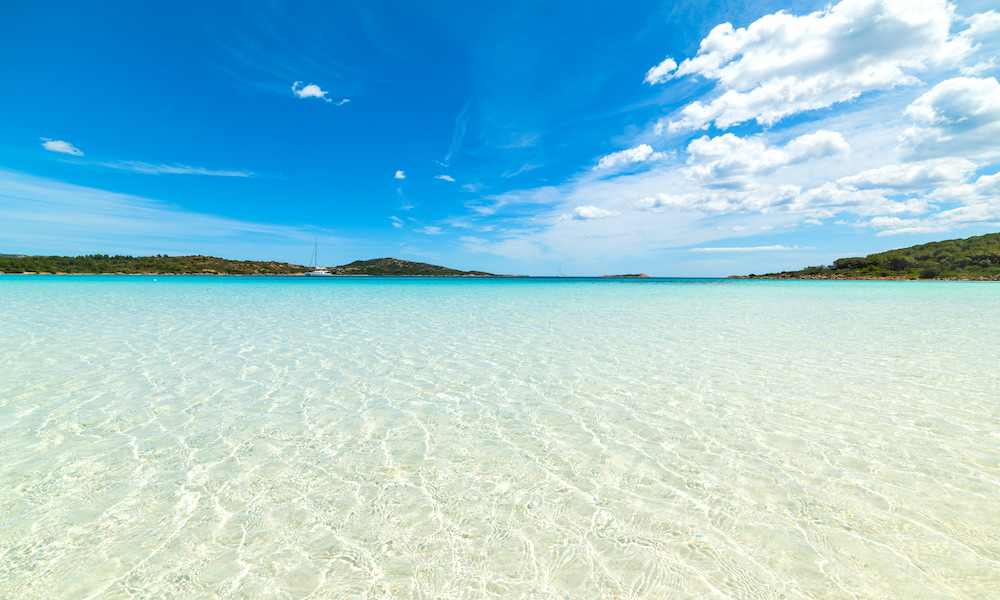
[2,0,999,276]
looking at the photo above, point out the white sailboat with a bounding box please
[304,240,333,277]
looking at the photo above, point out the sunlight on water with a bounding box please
[1,276,998,599]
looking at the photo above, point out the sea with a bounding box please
[1,275,998,599]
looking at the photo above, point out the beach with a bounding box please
[2,275,998,599]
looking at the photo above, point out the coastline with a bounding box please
[729,274,1000,281]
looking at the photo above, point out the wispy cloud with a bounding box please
[101,161,253,177]
[689,245,815,253]
[436,174,456,182]
[0,169,313,257]
[41,138,83,156]
[390,215,404,229]
[441,100,473,167]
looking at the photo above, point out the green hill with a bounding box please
[0,254,497,276]
[735,233,1000,280]
[0,254,310,275]
[327,257,495,276]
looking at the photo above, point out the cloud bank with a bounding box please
[449,0,1000,271]
[653,0,977,132]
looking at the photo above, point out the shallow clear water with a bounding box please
[1,276,998,599]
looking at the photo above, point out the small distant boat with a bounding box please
[305,240,333,277]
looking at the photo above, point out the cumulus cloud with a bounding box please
[684,130,848,187]
[644,57,677,85]
[964,9,1000,37]
[656,0,974,131]
[561,205,621,220]
[838,158,977,191]
[40,138,83,156]
[443,3,1000,270]
[793,182,932,218]
[636,185,802,214]
[867,196,1000,235]
[900,76,1000,160]
[930,170,1000,203]
[395,170,406,179]
[436,174,456,182]
[595,144,667,170]
[291,81,347,104]
[957,9,1000,76]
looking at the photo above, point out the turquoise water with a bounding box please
[1,276,998,599]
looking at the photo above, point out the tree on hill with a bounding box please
[738,232,1000,280]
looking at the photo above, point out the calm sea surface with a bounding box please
[1,276,998,599]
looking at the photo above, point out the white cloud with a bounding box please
[459,236,490,253]
[40,138,83,156]
[900,76,1000,160]
[560,205,621,220]
[684,130,848,187]
[689,245,814,252]
[964,9,1000,38]
[656,0,972,132]
[644,57,677,85]
[395,170,406,179]
[792,182,930,217]
[929,170,1000,204]
[436,174,456,182]
[637,184,802,214]
[867,196,1000,235]
[442,3,1000,272]
[101,161,252,177]
[418,226,445,235]
[291,81,347,104]
[0,169,319,256]
[390,216,404,229]
[838,157,977,191]
[595,144,667,170]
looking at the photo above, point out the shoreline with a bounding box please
[729,274,1000,281]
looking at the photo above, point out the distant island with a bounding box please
[325,257,496,277]
[732,232,1000,280]
[0,254,498,277]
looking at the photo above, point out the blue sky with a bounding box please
[2,0,999,275]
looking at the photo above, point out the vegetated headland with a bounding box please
[731,232,1000,280]
[0,254,498,276]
